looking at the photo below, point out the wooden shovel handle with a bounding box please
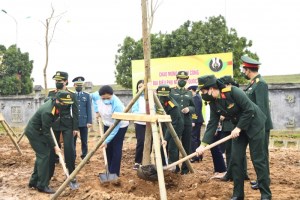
[158,122,168,165]
[50,128,70,177]
[164,135,232,170]
[98,120,108,166]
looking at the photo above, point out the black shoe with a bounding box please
[174,166,180,173]
[250,180,257,185]
[231,197,244,200]
[220,175,232,182]
[190,158,200,163]
[28,183,37,189]
[180,170,189,175]
[251,183,259,190]
[37,186,55,194]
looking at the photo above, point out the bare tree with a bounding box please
[42,5,65,94]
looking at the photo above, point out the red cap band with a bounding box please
[243,62,259,68]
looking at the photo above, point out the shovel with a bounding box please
[158,122,168,166]
[164,135,233,170]
[50,128,79,190]
[97,120,118,183]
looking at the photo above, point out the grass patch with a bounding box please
[270,130,300,139]
[264,74,300,84]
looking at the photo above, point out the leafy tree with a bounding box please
[115,15,259,88]
[0,45,33,95]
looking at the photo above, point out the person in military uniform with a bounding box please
[156,84,184,169]
[72,76,92,160]
[196,75,271,200]
[170,71,195,174]
[218,75,248,182]
[241,55,273,190]
[187,85,204,162]
[47,71,79,184]
[25,91,73,194]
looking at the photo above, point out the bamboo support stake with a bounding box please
[0,121,22,155]
[153,93,194,173]
[51,87,144,200]
[148,89,167,200]
[3,120,19,138]
[17,131,25,144]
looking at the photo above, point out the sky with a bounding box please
[1,0,299,88]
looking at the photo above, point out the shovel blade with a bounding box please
[69,181,79,190]
[98,173,118,183]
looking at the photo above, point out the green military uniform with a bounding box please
[157,85,184,165]
[218,76,248,181]
[47,71,79,179]
[242,55,273,178]
[25,91,73,193]
[170,71,195,174]
[199,75,271,199]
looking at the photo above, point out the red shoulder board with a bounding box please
[164,101,168,107]
[221,93,226,99]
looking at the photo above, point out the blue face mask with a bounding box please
[103,99,112,105]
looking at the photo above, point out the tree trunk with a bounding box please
[141,0,152,165]
[43,19,49,95]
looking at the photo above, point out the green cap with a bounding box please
[241,55,261,68]
[219,75,234,85]
[156,84,171,96]
[55,91,73,104]
[198,75,217,90]
[52,71,68,81]
[176,71,189,79]
[219,75,239,87]
[72,76,85,85]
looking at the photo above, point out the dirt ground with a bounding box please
[0,133,300,200]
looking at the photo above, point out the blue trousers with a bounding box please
[104,125,128,176]
[74,126,88,159]
[210,132,227,173]
[190,123,202,160]
[134,123,146,164]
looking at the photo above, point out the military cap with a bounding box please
[72,76,85,85]
[198,75,217,90]
[176,71,189,79]
[52,71,68,80]
[241,55,261,68]
[55,91,74,104]
[156,84,171,96]
[219,75,234,85]
[220,75,239,87]
[187,85,198,91]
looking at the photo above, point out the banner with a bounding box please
[131,52,233,92]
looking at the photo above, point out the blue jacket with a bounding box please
[90,91,100,113]
[76,91,92,127]
[192,93,204,124]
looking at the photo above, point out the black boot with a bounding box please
[37,186,55,194]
